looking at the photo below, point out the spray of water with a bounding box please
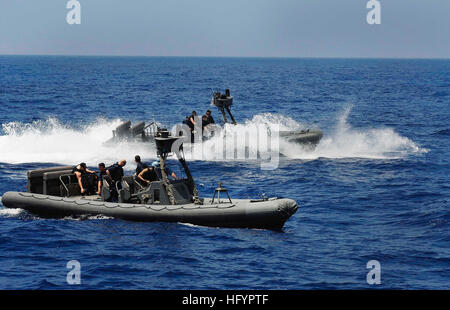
[184,107,425,161]
[0,108,425,165]
[0,207,24,217]
[278,107,426,160]
[0,117,156,165]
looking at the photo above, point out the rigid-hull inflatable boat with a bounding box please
[2,130,298,230]
[1,192,297,230]
[103,89,323,148]
[211,89,323,147]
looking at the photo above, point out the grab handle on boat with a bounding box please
[59,174,74,197]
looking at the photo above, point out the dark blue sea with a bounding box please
[0,56,449,289]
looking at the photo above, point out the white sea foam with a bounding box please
[0,207,24,218]
[183,107,426,161]
[62,214,114,221]
[276,107,427,160]
[0,117,157,165]
[0,108,426,166]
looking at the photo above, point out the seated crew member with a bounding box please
[204,109,215,125]
[137,166,159,187]
[190,110,201,142]
[182,116,194,131]
[72,162,97,195]
[96,162,107,196]
[189,111,198,127]
[134,155,149,177]
[201,115,209,129]
[182,115,195,143]
[202,110,216,137]
[201,115,211,136]
[152,159,178,180]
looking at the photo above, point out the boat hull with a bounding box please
[1,192,298,230]
[279,130,323,146]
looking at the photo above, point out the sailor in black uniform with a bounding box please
[72,162,97,195]
[182,115,195,143]
[137,166,159,187]
[106,160,126,201]
[203,109,215,125]
[134,155,149,176]
[96,162,107,196]
[152,159,178,180]
[107,160,126,183]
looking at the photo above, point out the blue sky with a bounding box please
[0,0,449,58]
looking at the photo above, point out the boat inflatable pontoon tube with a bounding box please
[1,192,297,230]
[3,129,298,230]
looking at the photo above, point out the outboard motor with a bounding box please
[130,121,146,137]
[106,120,156,144]
[113,120,132,141]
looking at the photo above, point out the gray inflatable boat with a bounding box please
[1,192,297,230]
[103,89,323,148]
[279,129,323,145]
[211,89,323,146]
[2,130,298,230]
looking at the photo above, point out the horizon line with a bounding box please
[0,53,449,61]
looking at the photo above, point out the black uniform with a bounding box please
[98,170,107,183]
[107,163,124,183]
[154,166,174,181]
[205,115,215,125]
[107,163,124,202]
[137,167,158,186]
[72,164,97,195]
[182,119,194,131]
[135,162,149,176]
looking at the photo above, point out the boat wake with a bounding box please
[0,107,426,166]
[0,117,154,165]
[0,206,24,218]
[183,107,426,161]
[278,107,427,160]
